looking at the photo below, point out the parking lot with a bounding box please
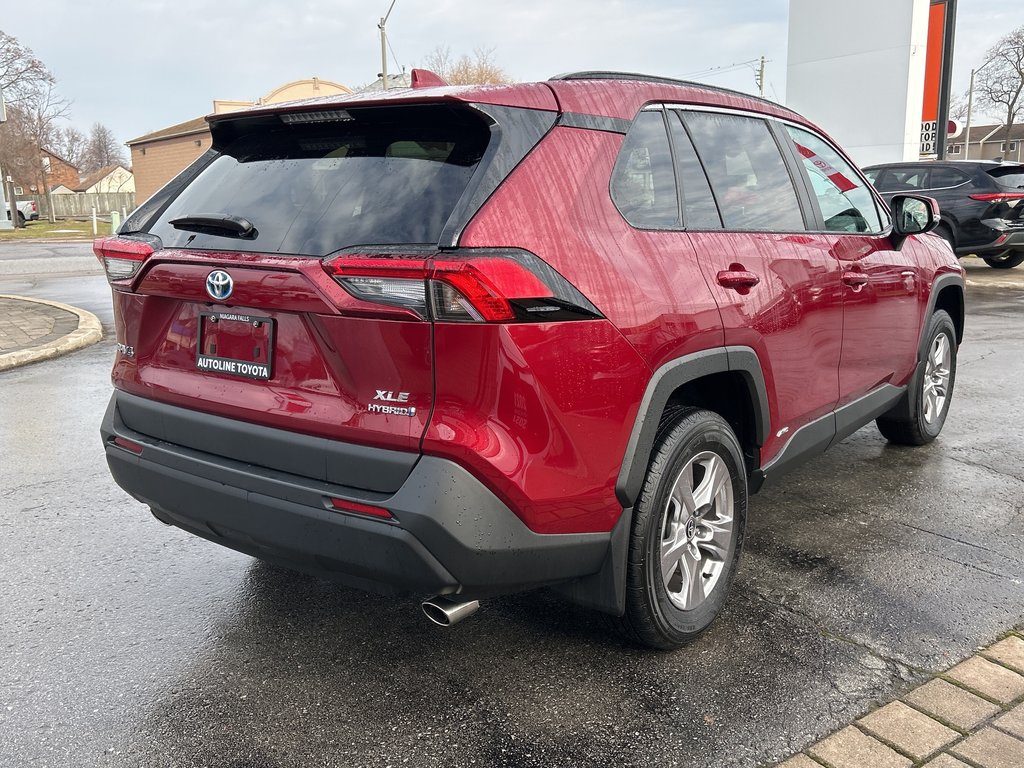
[1,248,1022,767]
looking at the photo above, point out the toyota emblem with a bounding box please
[206,270,233,301]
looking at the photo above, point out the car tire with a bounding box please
[612,407,746,650]
[934,223,956,252]
[981,252,1024,269]
[876,310,957,446]
[17,211,25,224]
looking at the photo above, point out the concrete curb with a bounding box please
[0,295,104,372]
[0,237,95,244]
[966,278,1024,290]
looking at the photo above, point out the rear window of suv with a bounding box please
[989,166,1024,190]
[148,105,490,256]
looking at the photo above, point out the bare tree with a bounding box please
[49,125,86,168]
[977,25,1024,131]
[80,122,127,173]
[0,86,69,176]
[3,84,72,220]
[0,30,55,105]
[0,105,38,180]
[949,91,970,122]
[422,46,512,85]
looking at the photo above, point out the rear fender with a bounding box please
[615,347,769,508]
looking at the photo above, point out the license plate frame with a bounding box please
[195,311,274,381]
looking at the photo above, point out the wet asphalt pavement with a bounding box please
[1,245,1021,767]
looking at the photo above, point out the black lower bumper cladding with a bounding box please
[101,391,611,600]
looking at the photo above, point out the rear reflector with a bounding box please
[329,497,393,519]
[969,192,1024,202]
[112,437,144,454]
[94,236,160,284]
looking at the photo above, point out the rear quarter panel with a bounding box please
[449,125,726,534]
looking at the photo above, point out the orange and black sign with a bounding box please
[921,0,957,158]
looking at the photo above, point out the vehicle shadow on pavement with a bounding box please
[121,547,917,768]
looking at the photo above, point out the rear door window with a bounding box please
[787,126,884,233]
[148,105,489,256]
[667,111,723,229]
[930,167,971,189]
[883,167,931,191]
[610,110,680,229]
[682,112,806,232]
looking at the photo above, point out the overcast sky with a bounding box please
[2,0,1016,148]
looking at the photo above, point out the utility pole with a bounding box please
[0,88,9,231]
[756,56,766,98]
[40,153,55,224]
[378,0,397,91]
[965,56,996,160]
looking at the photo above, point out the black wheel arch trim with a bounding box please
[615,346,769,508]
[887,279,963,426]
[922,272,965,355]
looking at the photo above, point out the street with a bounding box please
[1,243,1022,767]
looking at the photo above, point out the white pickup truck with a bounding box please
[5,199,39,223]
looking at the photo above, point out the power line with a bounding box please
[386,34,403,75]
[682,58,761,79]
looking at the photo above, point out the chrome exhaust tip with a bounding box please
[421,596,480,627]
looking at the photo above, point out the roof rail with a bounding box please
[549,71,785,110]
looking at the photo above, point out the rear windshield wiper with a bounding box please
[168,213,257,239]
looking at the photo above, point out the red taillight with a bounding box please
[328,497,393,520]
[93,236,157,284]
[969,192,1024,202]
[322,256,430,318]
[31,201,37,213]
[322,249,597,324]
[432,258,552,322]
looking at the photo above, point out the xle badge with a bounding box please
[368,390,416,417]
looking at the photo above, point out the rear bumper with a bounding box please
[957,228,1024,257]
[101,391,612,599]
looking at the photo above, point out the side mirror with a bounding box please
[891,194,939,249]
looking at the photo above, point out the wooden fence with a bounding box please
[24,192,137,219]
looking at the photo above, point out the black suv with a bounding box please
[864,160,1024,268]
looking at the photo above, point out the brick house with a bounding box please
[11,148,80,196]
[127,116,210,203]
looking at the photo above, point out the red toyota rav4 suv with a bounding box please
[99,71,964,649]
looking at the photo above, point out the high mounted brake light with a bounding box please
[322,250,601,323]
[280,109,353,124]
[94,236,160,285]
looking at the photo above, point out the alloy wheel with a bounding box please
[659,451,734,611]
[923,333,951,425]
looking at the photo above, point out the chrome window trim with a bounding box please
[639,101,896,237]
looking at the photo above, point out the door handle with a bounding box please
[842,271,869,288]
[717,270,760,291]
